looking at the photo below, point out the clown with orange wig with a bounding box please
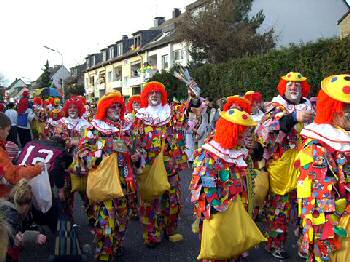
[125,95,141,122]
[78,92,138,260]
[245,91,264,122]
[296,75,350,262]
[256,72,314,259]
[133,81,188,247]
[190,107,266,261]
[31,97,47,139]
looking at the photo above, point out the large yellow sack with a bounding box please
[268,149,299,195]
[333,215,350,262]
[198,196,266,260]
[253,170,269,207]
[87,153,124,202]
[137,139,170,201]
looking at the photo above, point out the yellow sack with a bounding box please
[268,149,300,195]
[87,153,124,202]
[198,196,266,260]
[70,173,87,193]
[253,170,269,207]
[137,139,170,201]
[333,215,350,262]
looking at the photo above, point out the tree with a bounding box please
[38,60,51,88]
[176,0,276,64]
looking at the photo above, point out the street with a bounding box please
[21,169,304,262]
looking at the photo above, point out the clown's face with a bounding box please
[148,91,162,107]
[68,104,79,119]
[333,104,350,131]
[285,81,302,103]
[107,103,122,121]
[132,102,140,111]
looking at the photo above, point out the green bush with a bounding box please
[150,37,350,101]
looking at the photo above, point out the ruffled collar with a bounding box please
[60,117,90,131]
[202,140,249,166]
[91,119,131,134]
[136,104,171,126]
[271,95,312,113]
[301,123,350,152]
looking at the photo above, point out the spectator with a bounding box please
[4,103,17,145]
[0,113,43,199]
[0,179,47,262]
[16,91,35,147]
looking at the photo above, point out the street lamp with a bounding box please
[43,45,65,99]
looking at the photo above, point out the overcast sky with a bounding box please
[1,0,349,85]
[0,0,195,85]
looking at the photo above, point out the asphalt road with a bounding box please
[21,169,304,262]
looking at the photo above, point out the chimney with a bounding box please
[172,8,181,18]
[154,17,165,27]
[122,35,128,40]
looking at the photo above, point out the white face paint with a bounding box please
[107,104,122,121]
[68,105,79,119]
[148,91,162,107]
[132,102,140,111]
[285,82,302,103]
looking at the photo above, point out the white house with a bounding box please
[7,78,28,98]
[50,65,71,90]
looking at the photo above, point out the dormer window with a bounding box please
[116,43,122,57]
[109,48,114,59]
[134,35,141,49]
[102,51,107,62]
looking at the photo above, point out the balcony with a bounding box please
[111,80,122,88]
[128,76,143,86]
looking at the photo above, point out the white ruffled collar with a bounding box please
[91,119,131,134]
[60,117,90,131]
[271,95,312,113]
[136,104,171,126]
[202,140,249,166]
[301,123,350,152]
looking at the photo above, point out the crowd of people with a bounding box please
[0,70,350,262]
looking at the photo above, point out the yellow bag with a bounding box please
[268,149,300,195]
[198,196,266,260]
[137,139,170,201]
[253,170,269,207]
[87,153,124,202]
[70,173,87,193]
[333,215,350,262]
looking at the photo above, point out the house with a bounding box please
[186,0,350,46]
[84,8,190,99]
[7,78,29,98]
[338,7,350,38]
[64,63,87,96]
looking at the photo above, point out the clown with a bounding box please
[78,92,138,261]
[190,107,265,262]
[133,81,188,247]
[31,97,47,140]
[125,95,141,122]
[45,108,63,138]
[245,91,264,122]
[256,72,314,259]
[297,74,350,262]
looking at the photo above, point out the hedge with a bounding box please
[186,37,350,101]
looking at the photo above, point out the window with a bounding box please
[173,50,183,61]
[89,76,95,86]
[134,35,141,49]
[117,43,122,57]
[107,71,112,82]
[162,54,169,69]
[109,48,114,59]
[99,71,105,84]
[99,89,105,98]
[114,66,122,81]
[131,62,141,77]
[132,85,141,95]
[102,51,107,62]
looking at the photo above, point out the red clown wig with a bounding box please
[33,97,43,106]
[127,95,141,113]
[223,96,252,114]
[96,92,125,120]
[141,81,168,108]
[244,91,263,104]
[62,96,86,117]
[277,79,311,98]
[17,98,29,114]
[214,117,247,149]
[314,90,344,125]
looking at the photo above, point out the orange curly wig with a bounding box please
[277,79,311,98]
[214,117,247,149]
[141,81,168,107]
[127,95,141,113]
[62,96,86,117]
[314,90,344,124]
[223,96,252,114]
[33,97,43,106]
[244,92,263,104]
[96,94,125,120]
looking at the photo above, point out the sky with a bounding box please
[0,0,195,85]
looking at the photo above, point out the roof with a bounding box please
[338,8,350,24]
